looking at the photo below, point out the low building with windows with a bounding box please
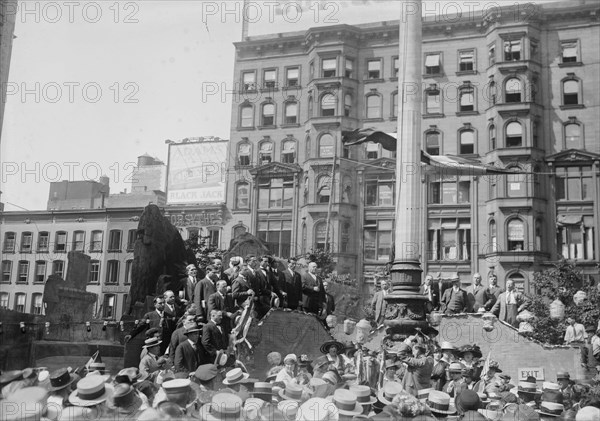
[223,0,600,293]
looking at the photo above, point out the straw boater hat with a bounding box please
[142,337,162,349]
[440,342,456,352]
[198,393,245,421]
[328,389,363,416]
[69,375,114,407]
[184,327,202,336]
[542,382,563,404]
[426,390,457,416]
[47,368,78,392]
[0,370,23,386]
[278,383,304,402]
[277,400,299,419]
[377,381,403,405]
[556,371,570,381]
[417,388,433,402]
[349,385,377,405]
[537,402,565,417]
[222,368,250,385]
[447,362,464,373]
[250,382,275,402]
[320,340,345,354]
[518,381,542,396]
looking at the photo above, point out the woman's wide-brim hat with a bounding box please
[69,376,114,407]
[47,368,78,392]
[458,345,482,359]
[320,340,345,354]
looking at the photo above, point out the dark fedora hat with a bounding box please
[47,368,78,392]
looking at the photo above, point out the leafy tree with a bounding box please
[524,260,600,344]
[183,233,227,272]
[304,248,336,278]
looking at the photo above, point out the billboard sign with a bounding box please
[166,141,228,204]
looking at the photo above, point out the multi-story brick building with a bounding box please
[223,0,600,292]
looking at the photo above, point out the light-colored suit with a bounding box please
[491,290,530,326]
[371,290,388,324]
[139,353,161,380]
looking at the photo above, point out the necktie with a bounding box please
[217,326,223,334]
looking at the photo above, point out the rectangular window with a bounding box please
[73,231,85,252]
[257,220,292,258]
[90,260,100,283]
[125,260,133,285]
[15,293,26,313]
[284,102,298,124]
[555,166,592,201]
[38,232,49,252]
[365,176,394,207]
[53,260,64,278]
[103,294,115,319]
[2,261,12,283]
[238,143,251,166]
[504,39,521,61]
[322,58,337,77]
[561,40,578,63]
[207,228,220,248]
[106,260,119,284]
[108,230,122,252]
[429,180,470,204]
[558,222,594,260]
[263,69,276,89]
[31,294,43,315]
[127,229,136,251]
[0,293,9,309]
[286,67,299,86]
[459,88,474,112]
[367,59,381,79]
[90,231,103,252]
[345,58,354,78]
[459,50,474,71]
[35,261,46,283]
[17,261,29,284]
[55,232,67,252]
[428,219,471,261]
[258,177,293,209]
[393,57,399,78]
[425,53,441,74]
[20,233,33,253]
[3,232,16,253]
[426,89,441,114]
[488,44,496,66]
[242,71,256,91]
[363,220,393,261]
[366,142,379,160]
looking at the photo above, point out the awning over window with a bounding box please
[557,214,582,226]
[425,54,440,67]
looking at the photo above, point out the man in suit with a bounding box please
[194,265,219,322]
[126,296,170,355]
[323,282,335,316]
[168,314,197,365]
[258,255,283,304]
[212,258,232,287]
[440,278,468,315]
[174,326,202,375]
[420,275,440,313]
[487,273,503,299]
[466,273,494,312]
[207,280,237,334]
[139,337,167,381]
[179,264,199,304]
[301,262,326,315]
[279,258,302,310]
[371,280,390,326]
[491,280,530,328]
[232,269,255,308]
[163,289,183,325]
[201,310,228,361]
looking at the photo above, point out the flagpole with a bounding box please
[324,142,337,251]
[241,0,249,40]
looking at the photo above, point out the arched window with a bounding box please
[489,124,496,150]
[318,134,334,158]
[308,96,313,118]
[366,94,382,119]
[240,104,253,127]
[314,222,327,250]
[506,121,523,147]
[281,140,296,163]
[459,130,475,154]
[507,219,525,251]
[425,131,440,155]
[505,77,522,103]
[507,272,526,293]
[235,182,250,209]
[506,166,526,197]
[237,142,251,166]
[565,122,581,149]
[344,94,352,117]
[563,79,580,105]
[259,141,273,164]
[321,93,336,116]
[232,225,247,239]
[490,220,497,252]
[261,103,275,126]
[284,101,298,124]
[317,176,331,203]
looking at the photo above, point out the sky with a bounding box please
[0,0,559,211]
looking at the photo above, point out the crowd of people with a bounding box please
[2,257,600,420]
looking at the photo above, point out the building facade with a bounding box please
[224,1,600,292]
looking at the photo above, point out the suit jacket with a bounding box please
[443,379,467,398]
[466,284,494,312]
[371,290,388,322]
[194,277,217,320]
[301,272,325,313]
[440,288,468,313]
[139,353,161,379]
[400,355,434,397]
[168,326,188,364]
[207,292,235,333]
[178,276,198,303]
[488,285,504,299]
[174,340,200,374]
[201,321,228,358]
[279,268,302,309]
[325,293,335,315]
[420,284,440,310]
[491,291,530,321]
[232,276,253,308]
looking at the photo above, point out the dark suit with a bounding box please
[420,284,440,312]
[178,276,198,303]
[253,269,273,318]
[466,284,494,312]
[168,326,188,364]
[207,292,235,333]
[301,272,325,314]
[129,310,170,355]
[174,340,200,374]
[488,285,504,299]
[440,288,468,314]
[201,321,228,359]
[325,293,335,315]
[279,268,302,309]
[194,277,216,321]
[232,276,253,308]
